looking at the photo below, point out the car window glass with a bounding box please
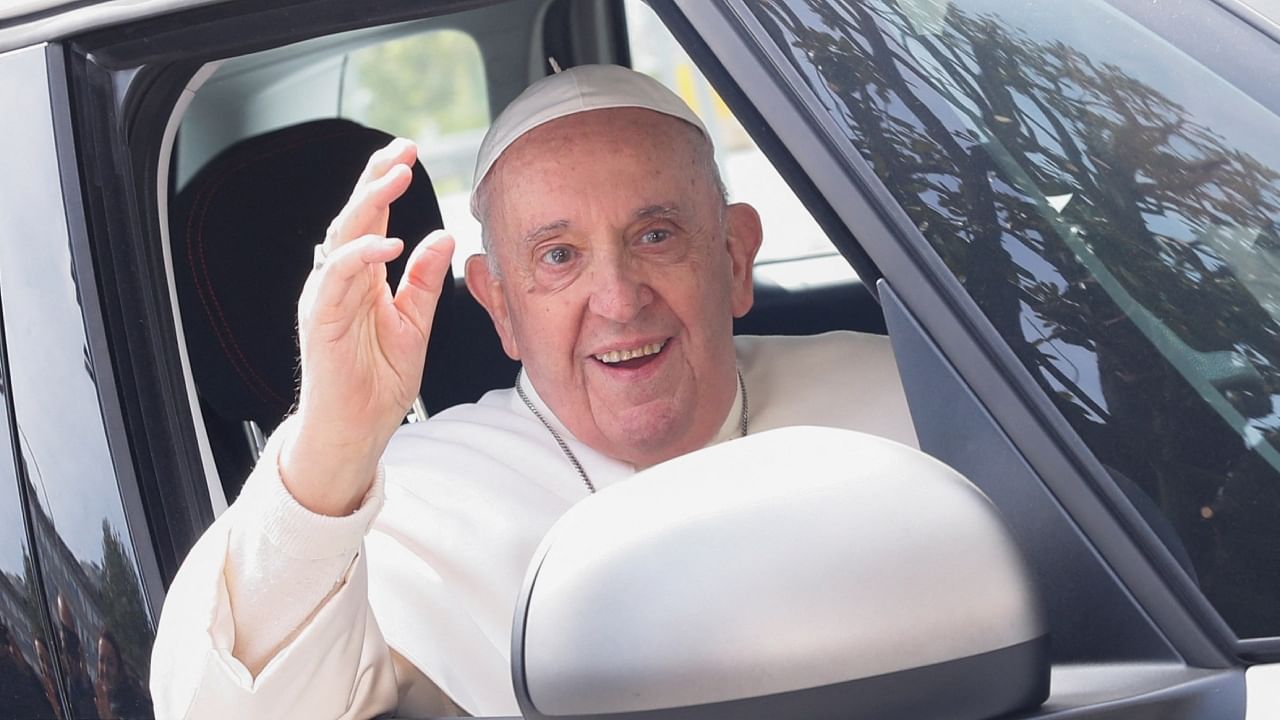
[0,387,61,718]
[623,0,846,271]
[751,0,1280,637]
[2,44,156,713]
[339,29,489,274]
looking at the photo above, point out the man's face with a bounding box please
[97,636,120,682]
[468,108,761,467]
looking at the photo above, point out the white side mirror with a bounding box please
[512,426,1048,720]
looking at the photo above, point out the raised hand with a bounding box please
[280,139,455,516]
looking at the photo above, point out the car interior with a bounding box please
[164,0,886,504]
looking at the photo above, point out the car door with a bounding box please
[0,41,165,719]
[657,0,1280,715]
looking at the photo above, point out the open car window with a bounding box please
[166,0,882,511]
[339,28,490,273]
[178,1,856,288]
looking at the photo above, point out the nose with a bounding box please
[586,251,653,323]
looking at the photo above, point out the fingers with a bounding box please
[323,138,417,253]
[324,164,413,252]
[306,234,405,320]
[393,230,456,336]
[357,138,416,188]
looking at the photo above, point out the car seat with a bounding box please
[170,118,460,500]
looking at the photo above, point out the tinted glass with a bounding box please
[0,45,155,716]
[0,372,61,719]
[752,0,1280,637]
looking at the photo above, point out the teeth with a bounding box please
[596,341,665,364]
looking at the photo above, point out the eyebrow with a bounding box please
[518,205,682,245]
[635,204,682,221]
[521,219,571,245]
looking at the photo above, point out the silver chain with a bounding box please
[515,369,749,494]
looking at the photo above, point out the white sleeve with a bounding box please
[149,419,402,720]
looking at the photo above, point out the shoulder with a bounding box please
[735,331,918,448]
[735,330,900,390]
[380,387,587,504]
[736,330,895,367]
[384,388,522,469]
[392,386,541,445]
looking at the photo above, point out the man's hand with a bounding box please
[280,139,455,516]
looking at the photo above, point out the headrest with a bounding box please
[171,118,451,431]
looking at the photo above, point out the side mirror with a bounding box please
[512,426,1049,720]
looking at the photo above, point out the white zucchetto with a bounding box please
[470,63,710,217]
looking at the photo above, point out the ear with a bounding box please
[465,254,521,360]
[724,203,763,318]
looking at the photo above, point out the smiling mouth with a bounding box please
[594,340,667,367]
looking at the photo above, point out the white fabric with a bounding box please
[470,64,709,216]
[1247,663,1280,719]
[151,332,918,719]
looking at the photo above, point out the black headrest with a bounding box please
[171,118,451,432]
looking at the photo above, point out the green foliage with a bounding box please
[344,31,489,141]
[20,552,43,639]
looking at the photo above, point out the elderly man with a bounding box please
[151,65,916,718]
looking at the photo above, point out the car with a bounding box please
[1,0,1279,717]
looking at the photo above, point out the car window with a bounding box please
[2,44,156,714]
[338,28,489,274]
[179,3,852,288]
[0,389,61,718]
[751,0,1280,638]
[623,0,849,275]
[178,24,492,276]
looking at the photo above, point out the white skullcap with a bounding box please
[470,64,710,217]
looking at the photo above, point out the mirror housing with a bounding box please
[512,427,1048,720]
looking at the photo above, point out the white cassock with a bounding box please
[150,331,918,720]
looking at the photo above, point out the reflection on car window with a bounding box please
[753,0,1280,637]
[624,0,842,267]
[1,234,156,719]
[2,60,157,711]
[0,387,61,719]
[340,30,489,274]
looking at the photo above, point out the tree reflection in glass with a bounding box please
[754,0,1280,637]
